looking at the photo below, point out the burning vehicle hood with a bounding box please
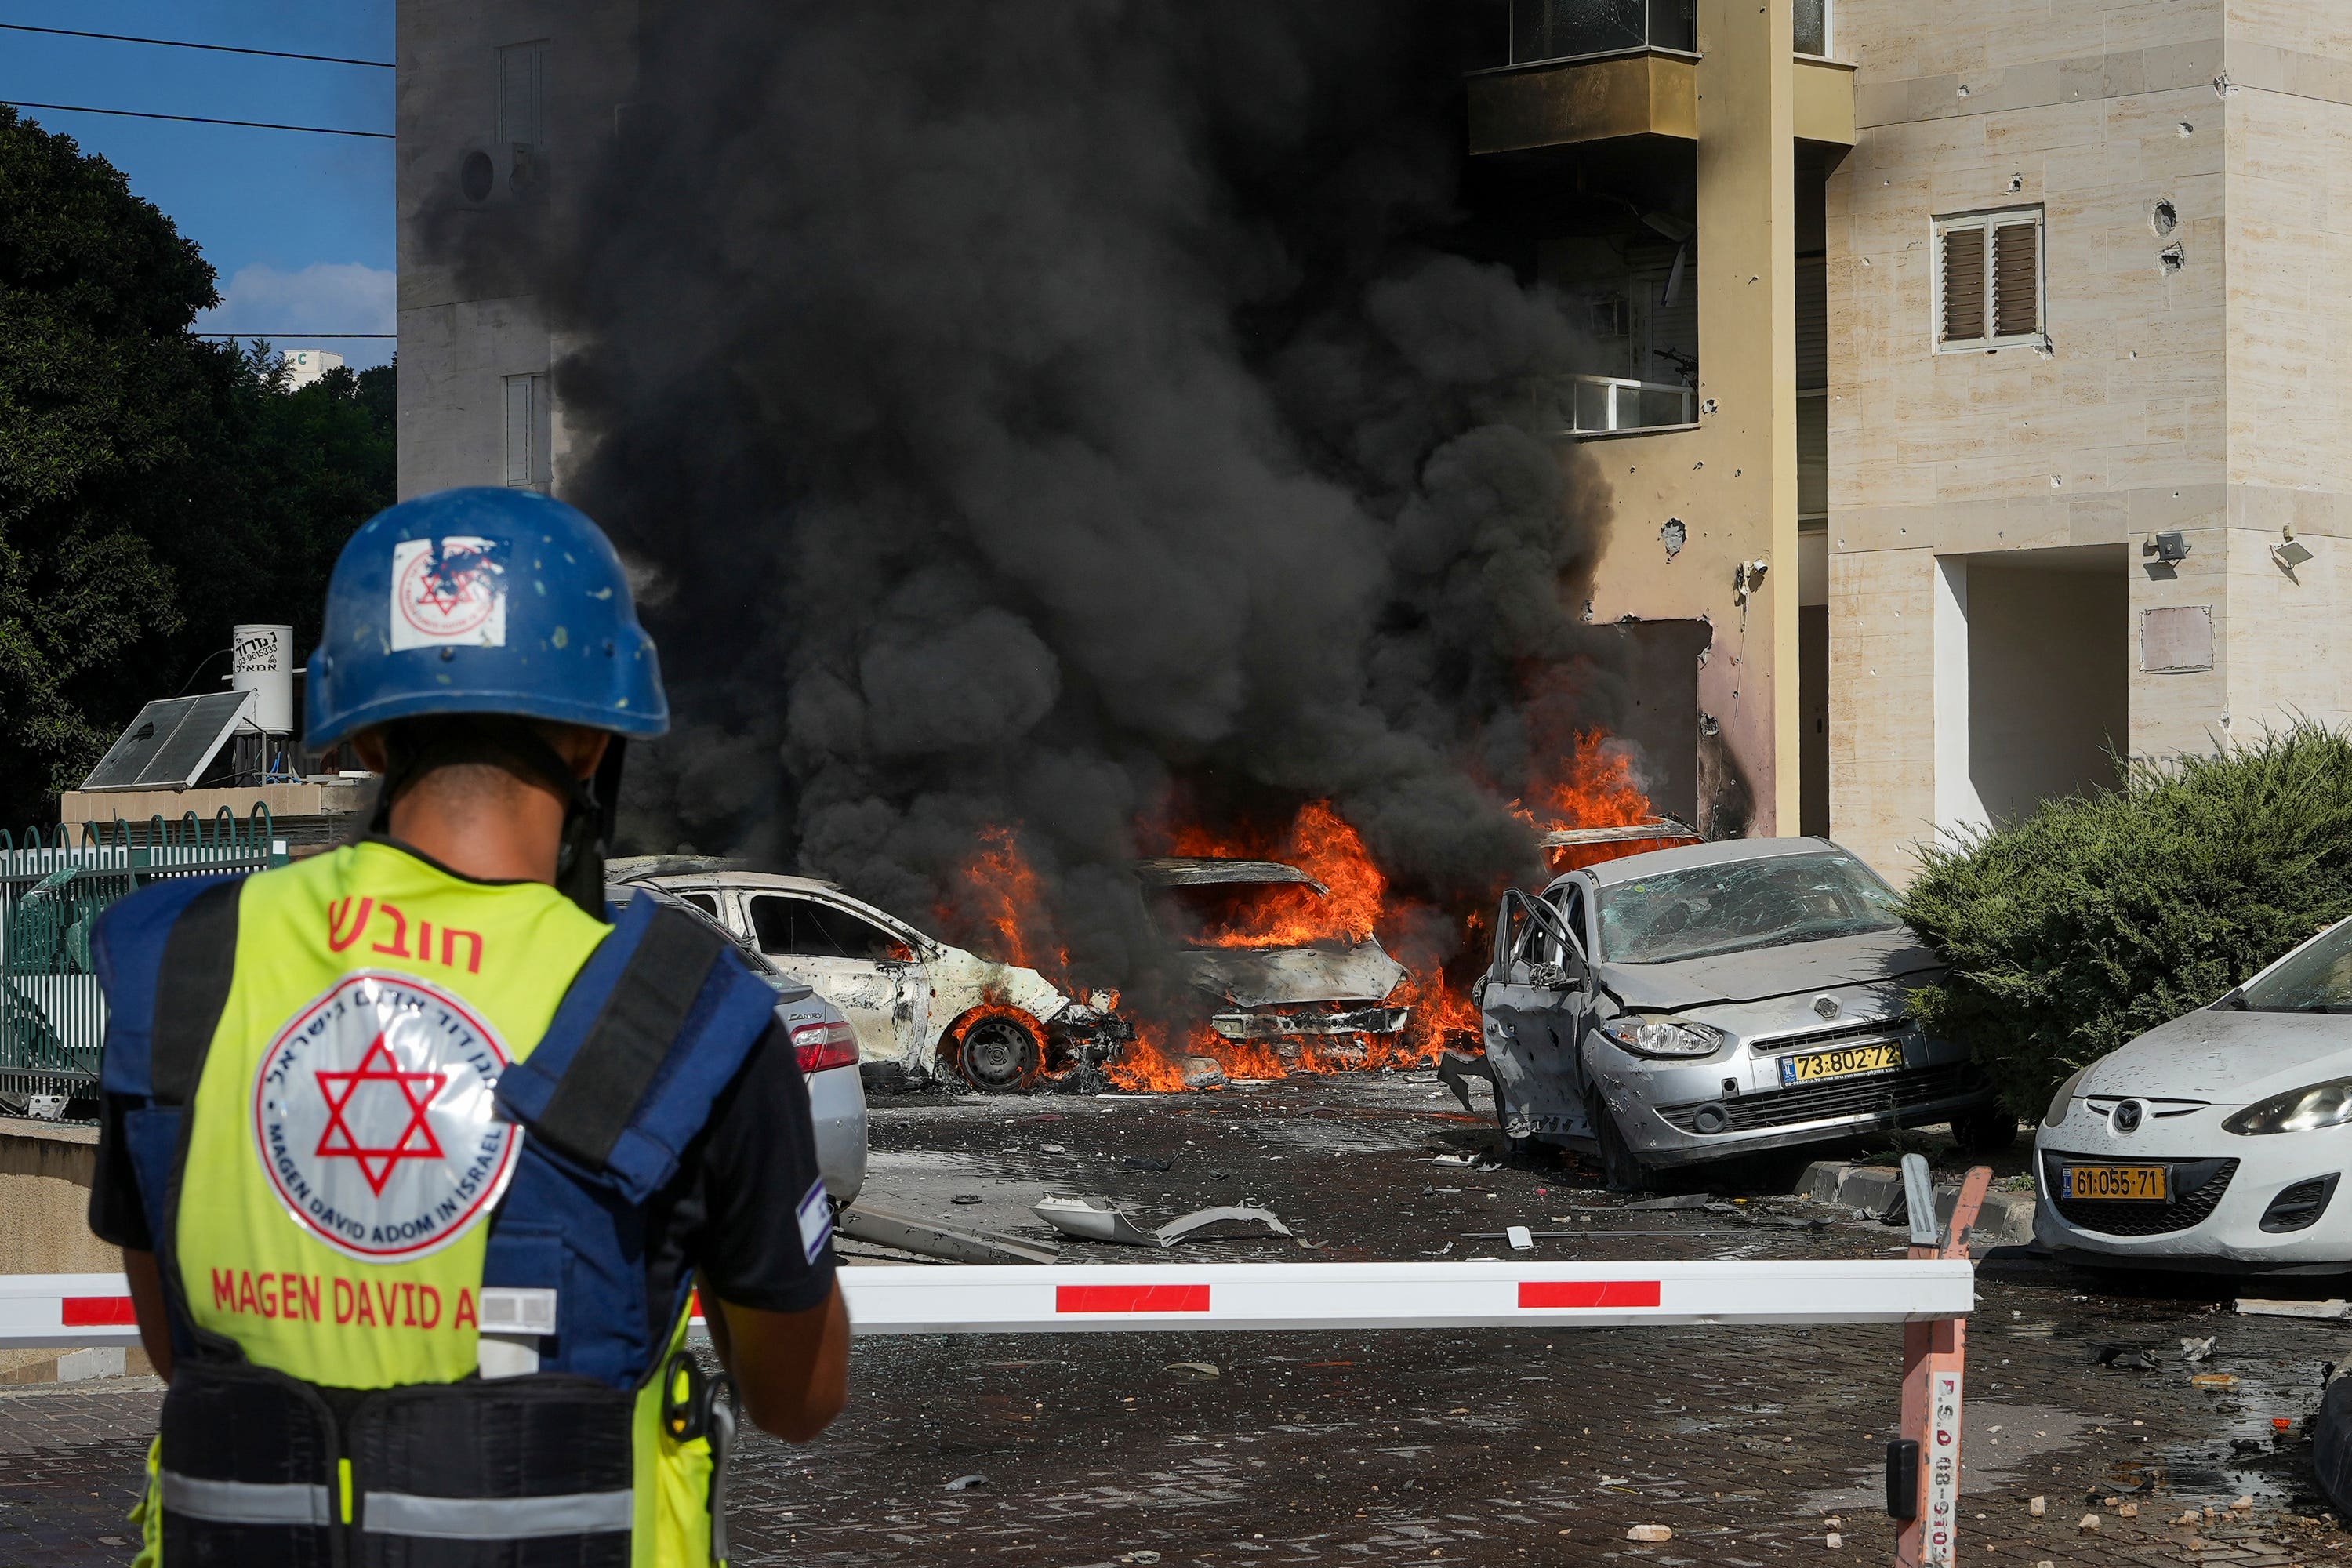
[1598,927,1944,1011]
[1180,940,1408,1009]
[2078,1006,2352,1106]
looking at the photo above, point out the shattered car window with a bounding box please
[1597,852,1904,964]
[2240,922,2352,1012]
[749,894,910,962]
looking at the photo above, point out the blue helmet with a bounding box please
[305,488,669,748]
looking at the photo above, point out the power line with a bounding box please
[193,332,397,339]
[2,100,390,138]
[0,23,392,68]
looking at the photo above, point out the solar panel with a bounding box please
[81,691,256,791]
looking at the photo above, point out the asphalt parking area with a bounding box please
[5,1073,2350,1566]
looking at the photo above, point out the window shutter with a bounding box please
[1940,227,1986,343]
[1992,222,2039,337]
[505,376,535,487]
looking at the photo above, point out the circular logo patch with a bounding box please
[252,972,520,1262]
[394,539,500,640]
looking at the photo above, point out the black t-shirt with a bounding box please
[90,1016,837,1323]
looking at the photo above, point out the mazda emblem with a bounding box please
[2114,1101,2143,1134]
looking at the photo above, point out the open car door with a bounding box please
[1479,888,1594,1144]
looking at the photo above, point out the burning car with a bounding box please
[608,862,1129,1091]
[1475,837,2009,1187]
[1135,857,1411,1062]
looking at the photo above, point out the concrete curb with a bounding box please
[1795,1160,2038,1250]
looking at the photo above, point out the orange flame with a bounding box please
[1530,731,1659,873]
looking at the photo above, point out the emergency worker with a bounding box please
[88,486,850,1566]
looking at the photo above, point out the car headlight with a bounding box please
[2043,1066,2086,1128]
[1597,1014,1726,1059]
[2224,1078,2352,1136]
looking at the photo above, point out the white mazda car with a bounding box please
[2035,915,2352,1271]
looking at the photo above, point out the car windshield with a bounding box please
[2239,921,2352,1012]
[1597,851,1906,964]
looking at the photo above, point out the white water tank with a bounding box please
[231,624,296,733]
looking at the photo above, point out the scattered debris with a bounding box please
[1163,1362,1219,1381]
[944,1474,989,1492]
[2028,1496,2045,1518]
[1436,1049,1491,1115]
[2078,1512,2100,1532]
[1506,1225,1534,1250]
[837,1202,1059,1265]
[952,1193,984,1205]
[2116,1501,2139,1519]
[2190,1372,2238,1390]
[2093,1343,2157,1371]
[2180,1335,2216,1361]
[1033,1194,1291,1248]
[1421,1241,1455,1258]
[2238,1298,2351,1319]
[1623,1194,1713,1212]
[1624,1524,1673,1543]
[1824,1531,1842,1549]
[1124,1555,1160,1565]
[1120,1156,1174,1172]
[2231,1495,2253,1512]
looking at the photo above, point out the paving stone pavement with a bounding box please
[5,1076,2350,1566]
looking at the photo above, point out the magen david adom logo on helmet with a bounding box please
[252,973,521,1261]
[390,535,509,651]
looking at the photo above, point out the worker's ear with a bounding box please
[541,723,612,782]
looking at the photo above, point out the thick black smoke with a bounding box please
[463,2,1635,984]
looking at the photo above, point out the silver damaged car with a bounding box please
[1475,837,2009,1187]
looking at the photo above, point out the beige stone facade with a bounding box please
[1826,0,2352,879]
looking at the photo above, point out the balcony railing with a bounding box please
[1470,0,1830,67]
[1470,0,1695,69]
[1558,374,1697,435]
[1795,0,1831,55]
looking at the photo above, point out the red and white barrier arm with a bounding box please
[0,1273,143,1348]
[835,1258,1973,1334]
[0,1257,1973,1348]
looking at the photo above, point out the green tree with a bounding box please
[0,107,392,826]
[1898,726,2352,1119]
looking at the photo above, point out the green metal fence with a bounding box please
[0,809,286,1120]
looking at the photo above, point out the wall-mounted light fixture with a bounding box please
[2145,531,2191,566]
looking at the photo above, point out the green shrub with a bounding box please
[1897,725,2352,1120]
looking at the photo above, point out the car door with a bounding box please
[742,892,931,1070]
[1480,890,1593,1140]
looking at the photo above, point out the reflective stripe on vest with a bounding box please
[362,1486,634,1538]
[159,1471,332,1527]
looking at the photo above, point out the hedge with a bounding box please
[1896,725,2352,1120]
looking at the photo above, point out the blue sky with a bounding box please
[0,1,396,368]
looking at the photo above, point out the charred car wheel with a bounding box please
[957,1014,1044,1093]
[1587,1090,1656,1193]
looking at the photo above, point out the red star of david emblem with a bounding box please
[314,1034,447,1196]
[416,557,482,615]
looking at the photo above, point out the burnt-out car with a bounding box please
[1475,837,2010,1187]
[1135,858,1410,1062]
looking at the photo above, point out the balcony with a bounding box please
[1520,374,1698,437]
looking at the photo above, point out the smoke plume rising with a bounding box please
[456,2,1639,987]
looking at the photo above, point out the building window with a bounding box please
[504,373,550,488]
[495,40,550,191]
[1934,208,2044,350]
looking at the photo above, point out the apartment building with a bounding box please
[1476,0,2352,877]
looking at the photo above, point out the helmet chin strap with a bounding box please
[369,720,624,920]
